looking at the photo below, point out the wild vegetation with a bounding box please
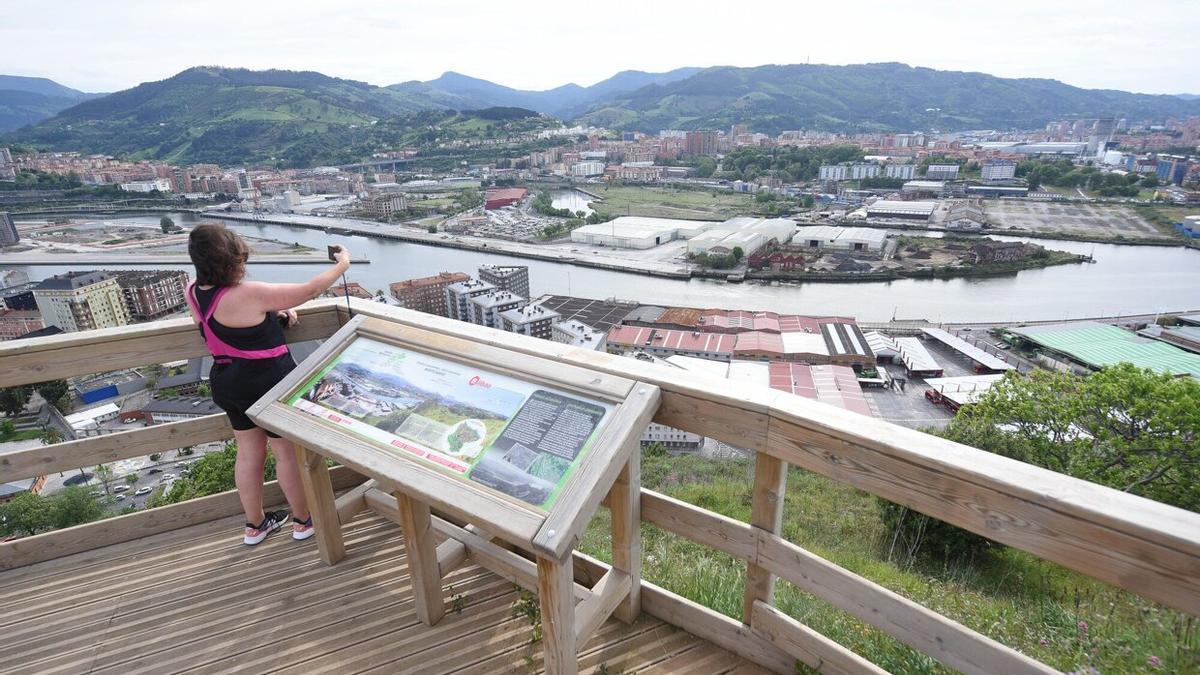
[579,448,1198,673]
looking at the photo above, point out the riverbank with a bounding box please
[205,211,694,279]
[0,252,368,265]
[737,253,1086,283]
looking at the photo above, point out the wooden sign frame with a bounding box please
[247,314,660,674]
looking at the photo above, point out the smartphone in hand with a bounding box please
[327,245,342,262]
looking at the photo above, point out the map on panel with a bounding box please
[286,337,613,510]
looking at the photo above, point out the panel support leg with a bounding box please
[396,491,445,625]
[295,444,345,565]
[538,553,578,675]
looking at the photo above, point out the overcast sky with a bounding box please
[2,0,1197,95]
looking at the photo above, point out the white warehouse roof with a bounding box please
[865,200,937,215]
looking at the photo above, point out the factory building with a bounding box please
[865,199,937,221]
[792,225,889,252]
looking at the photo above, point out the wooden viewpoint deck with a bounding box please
[0,511,766,675]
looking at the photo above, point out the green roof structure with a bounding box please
[1012,322,1200,379]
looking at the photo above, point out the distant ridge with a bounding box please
[572,63,1200,134]
[0,75,101,132]
[389,67,702,118]
[6,62,1199,165]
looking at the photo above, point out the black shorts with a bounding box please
[209,354,297,437]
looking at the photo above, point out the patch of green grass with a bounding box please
[590,185,755,220]
[579,453,1197,673]
[0,428,43,443]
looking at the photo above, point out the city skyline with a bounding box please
[2,0,1198,96]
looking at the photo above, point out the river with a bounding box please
[3,211,1198,323]
[549,189,593,216]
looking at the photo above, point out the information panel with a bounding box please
[286,336,613,510]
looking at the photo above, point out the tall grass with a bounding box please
[578,453,1198,674]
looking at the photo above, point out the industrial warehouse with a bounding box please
[1011,321,1200,378]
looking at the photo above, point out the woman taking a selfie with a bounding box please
[186,223,351,545]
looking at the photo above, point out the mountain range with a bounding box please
[3,63,1198,166]
[388,68,702,119]
[0,75,102,132]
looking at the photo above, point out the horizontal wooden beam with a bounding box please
[568,550,794,674]
[756,530,1054,675]
[0,464,364,571]
[641,489,756,561]
[334,478,375,525]
[363,487,590,600]
[0,299,344,388]
[751,600,888,675]
[766,410,1200,617]
[0,414,233,482]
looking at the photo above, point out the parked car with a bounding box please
[134,486,153,496]
[89,490,104,498]
[112,484,130,493]
[161,473,176,482]
[146,468,162,475]
[114,494,126,502]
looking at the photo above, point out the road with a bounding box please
[38,440,226,513]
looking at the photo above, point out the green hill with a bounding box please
[576,62,1200,134]
[3,67,449,166]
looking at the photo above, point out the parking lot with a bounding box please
[982,200,1166,240]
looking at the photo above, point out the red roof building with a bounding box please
[767,363,872,416]
[484,187,529,210]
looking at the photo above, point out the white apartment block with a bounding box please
[33,271,130,332]
[818,165,848,181]
[884,164,916,179]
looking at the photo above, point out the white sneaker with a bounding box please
[293,515,316,541]
[244,511,286,545]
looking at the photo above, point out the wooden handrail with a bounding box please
[0,414,233,480]
[3,299,1199,674]
[0,299,344,389]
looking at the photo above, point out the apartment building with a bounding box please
[0,212,18,246]
[469,291,524,329]
[477,265,530,299]
[500,304,560,340]
[445,279,496,321]
[113,270,189,321]
[33,271,130,332]
[389,272,469,316]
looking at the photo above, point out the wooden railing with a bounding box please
[1,298,1197,675]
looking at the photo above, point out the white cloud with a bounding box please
[0,0,1196,94]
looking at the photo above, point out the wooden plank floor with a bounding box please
[0,512,769,674]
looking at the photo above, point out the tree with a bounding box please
[0,386,32,417]
[160,442,275,504]
[160,215,176,233]
[0,419,14,439]
[38,424,63,446]
[801,195,815,208]
[94,464,115,496]
[1141,176,1160,188]
[36,380,70,413]
[49,486,104,530]
[125,473,139,486]
[197,383,212,397]
[0,492,52,537]
[149,453,161,462]
[731,246,745,262]
[883,364,1200,561]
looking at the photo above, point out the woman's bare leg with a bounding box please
[232,428,269,525]
[269,436,310,522]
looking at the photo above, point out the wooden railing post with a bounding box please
[743,452,786,624]
[608,452,641,623]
